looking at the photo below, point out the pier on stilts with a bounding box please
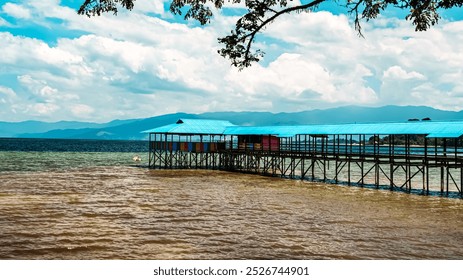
[144,119,463,198]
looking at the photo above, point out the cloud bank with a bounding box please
[0,0,462,122]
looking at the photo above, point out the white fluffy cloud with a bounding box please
[71,104,95,118]
[26,103,60,116]
[383,66,425,80]
[0,86,16,98]
[2,2,31,19]
[262,11,463,110]
[0,1,462,122]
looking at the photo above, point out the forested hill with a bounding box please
[2,106,463,140]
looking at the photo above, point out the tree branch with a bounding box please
[347,0,365,36]
[78,0,463,69]
[235,0,327,69]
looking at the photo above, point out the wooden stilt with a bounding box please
[146,129,463,198]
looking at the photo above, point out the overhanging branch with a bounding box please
[244,0,326,57]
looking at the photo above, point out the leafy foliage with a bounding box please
[78,0,135,16]
[78,0,463,69]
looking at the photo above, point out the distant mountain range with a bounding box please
[2,105,463,140]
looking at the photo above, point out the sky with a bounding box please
[0,0,462,123]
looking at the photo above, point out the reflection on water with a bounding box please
[1,161,463,259]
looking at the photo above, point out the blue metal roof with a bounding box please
[223,121,463,138]
[143,119,463,138]
[142,119,235,135]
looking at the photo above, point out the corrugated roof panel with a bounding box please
[142,123,179,134]
[144,120,463,138]
[223,121,463,138]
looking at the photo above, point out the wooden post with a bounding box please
[443,138,447,195]
[441,165,445,194]
[312,136,315,180]
[361,134,365,187]
[300,136,305,180]
[405,134,412,192]
[390,134,394,191]
[375,134,379,188]
[148,133,152,168]
[424,137,429,194]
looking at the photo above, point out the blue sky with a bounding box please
[0,0,462,122]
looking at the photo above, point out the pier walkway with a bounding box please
[143,119,463,197]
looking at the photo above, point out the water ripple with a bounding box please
[1,166,463,259]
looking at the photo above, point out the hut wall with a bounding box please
[236,135,280,151]
[262,136,280,151]
[151,140,225,152]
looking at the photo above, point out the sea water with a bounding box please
[0,138,462,259]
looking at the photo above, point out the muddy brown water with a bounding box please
[1,165,462,259]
